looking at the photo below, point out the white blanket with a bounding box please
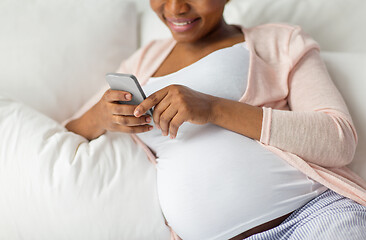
[0,96,170,240]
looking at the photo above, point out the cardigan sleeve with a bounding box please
[260,27,358,168]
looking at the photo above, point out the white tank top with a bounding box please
[138,42,327,240]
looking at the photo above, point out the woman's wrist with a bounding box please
[66,109,106,141]
[207,95,221,124]
[208,96,263,141]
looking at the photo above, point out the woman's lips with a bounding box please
[165,17,200,33]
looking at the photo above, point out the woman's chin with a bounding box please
[171,35,197,43]
[169,31,205,44]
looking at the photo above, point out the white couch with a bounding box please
[0,0,365,239]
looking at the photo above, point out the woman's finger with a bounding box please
[169,113,185,139]
[134,89,167,117]
[159,106,178,136]
[110,102,137,116]
[111,124,153,134]
[112,115,152,126]
[152,100,171,129]
[104,89,132,103]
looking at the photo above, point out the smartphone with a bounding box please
[106,73,153,116]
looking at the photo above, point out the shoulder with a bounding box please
[245,23,297,35]
[243,23,320,65]
[244,23,311,42]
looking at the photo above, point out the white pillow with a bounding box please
[0,0,138,123]
[224,0,366,52]
[0,96,170,240]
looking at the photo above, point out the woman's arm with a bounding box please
[65,107,106,140]
[259,49,357,167]
[134,85,263,140]
[211,49,357,168]
[208,98,263,141]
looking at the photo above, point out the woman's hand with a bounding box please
[93,89,153,133]
[134,85,215,139]
[66,89,153,140]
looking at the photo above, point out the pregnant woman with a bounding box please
[65,0,366,239]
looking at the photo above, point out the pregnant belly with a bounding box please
[153,124,327,240]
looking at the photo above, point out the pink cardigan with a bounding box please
[66,23,366,237]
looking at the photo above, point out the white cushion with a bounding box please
[0,0,138,123]
[224,0,366,52]
[0,96,170,240]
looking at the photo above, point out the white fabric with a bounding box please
[146,42,249,103]
[140,41,249,153]
[138,43,327,240]
[0,0,138,123]
[0,95,170,240]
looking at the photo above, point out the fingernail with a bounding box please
[146,117,151,123]
[170,135,175,139]
[125,94,131,100]
[134,109,140,117]
[148,126,153,131]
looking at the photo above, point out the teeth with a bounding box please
[172,20,193,26]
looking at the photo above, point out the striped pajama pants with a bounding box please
[245,189,366,240]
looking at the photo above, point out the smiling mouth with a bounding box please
[170,19,198,26]
[165,17,200,32]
